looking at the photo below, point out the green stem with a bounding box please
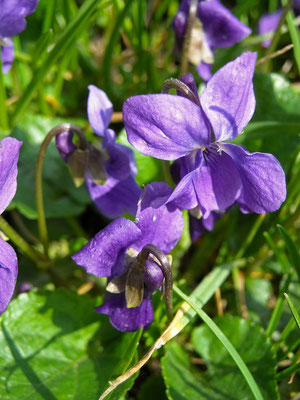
[232,214,266,315]
[263,0,294,71]
[35,123,87,256]
[0,216,43,265]
[180,0,198,76]
[0,51,9,131]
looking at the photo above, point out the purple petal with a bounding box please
[258,10,282,48]
[96,292,154,332]
[123,94,211,160]
[1,38,14,74]
[0,238,18,314]
[72,217,142,277]
[201,52,256,142]
[196,61,212,82]
[55,130,76,162]
[198,0,251,49]
[172,0,189,43]
[167,169,199,210]
[133,182,184,254]
[224,144,286,214]
[0,0,39,37]
[193,147,242,217]
[144,260,164,293]
[0,137,22,214]
[189,211,223,241]
[86,174,141,219]
[103,129,134,180]
[87,85,113,136]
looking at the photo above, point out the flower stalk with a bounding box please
[138,244,173,320]
[0,216,44,265]
[35,123,87,255]
[180,0,199,75]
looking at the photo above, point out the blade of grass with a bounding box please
[173,285,264,400]
[102,0,135,96]
[277,224,300,282]
[284,293,300,329]
[11,0,111,126]
[284,2,300,75]
[0,53,9,131]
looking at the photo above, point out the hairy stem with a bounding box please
[139,244,173,320]
[35,123,87,255]
[180,0,198,75]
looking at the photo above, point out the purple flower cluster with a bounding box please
[0,137,22,314]
[0,0,39,73]
[173,0,251,80]
[56,85,141,219]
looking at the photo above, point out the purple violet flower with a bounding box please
[72,182,184,332]
[173,0,251,81]
[0,0,39,73]
[123,52,286,222]
[56,85,141,219]
[0,137,22,314]
[258,1,300,48]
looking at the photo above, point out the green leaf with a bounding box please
[191,316,278,400]
[0,289,140,399]
[9,113,91,219]
[172,287,266,400]
[116,128,162,186]
[162,316,278,400]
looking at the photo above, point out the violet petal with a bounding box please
[134,182,184,254]
[55,130,76,162]
[0,137,22,215]
[1,38,14,74]
[258,10,282,48]
[123,94,211,160]
[0,238,18,314]
[87,85,113,136]
[0,0,39,38]
[85,174,141,219]
[72,217,142,277]
[196,61,212,82]
[201,52,256,142]
[224,143,286,213]
[96,292,154,332]
[198,0,251,49]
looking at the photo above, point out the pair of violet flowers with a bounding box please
[0,0,39,73]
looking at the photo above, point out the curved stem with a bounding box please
[180,0,198,76]
[35,123,86,255]
[139,244,173,320]
[0,216,44,265]
[161,77,200,105]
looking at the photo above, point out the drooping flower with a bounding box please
[123,52,286,224]
[0,0,39,73]
[56,85,141,219]
[172,0,251,81]
[72,182,184,332]
[258,1,300,48]
[0,137,22,314]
